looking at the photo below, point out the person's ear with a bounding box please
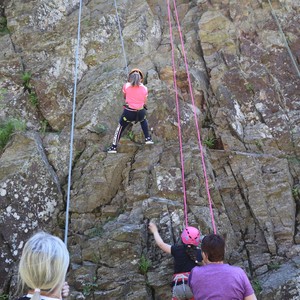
[202,251,208,263]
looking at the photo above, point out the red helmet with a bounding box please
[181,226,201,246]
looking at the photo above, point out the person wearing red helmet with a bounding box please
[148,222,202,300]
[107,68,154,153]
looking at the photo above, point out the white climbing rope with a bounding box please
[113,0,129,76]
[267,0,300,78]
[64,0,83,245]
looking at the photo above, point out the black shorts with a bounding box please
[120,107,146,124]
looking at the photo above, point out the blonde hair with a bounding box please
[18,231,70,300]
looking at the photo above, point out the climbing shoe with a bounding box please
[107,145,117,153]
[145,137,154,145]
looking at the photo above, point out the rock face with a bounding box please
[0,0,299,299]
[0,132,63,289]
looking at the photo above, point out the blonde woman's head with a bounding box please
[18,231,69,299]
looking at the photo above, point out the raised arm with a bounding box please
[148,222,171,254]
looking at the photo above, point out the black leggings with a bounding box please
[112,108,150,145]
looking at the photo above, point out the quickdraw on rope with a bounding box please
[166,0,217,234]
[114,0,129,76]
[267,0,300,78]
[64,0,83,245]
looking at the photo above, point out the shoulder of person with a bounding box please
[226,264,248,273]
[171,244,185,251]
[123,82,131,88]
[190,265,202,275]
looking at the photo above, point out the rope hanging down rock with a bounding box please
[64,0,83,246]
[166,0,189,228]
[267,0,300,78]
[114,0,129,76]
[166,0,217,233]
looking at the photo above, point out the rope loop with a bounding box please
[166,0,217,233]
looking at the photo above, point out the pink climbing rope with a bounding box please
[167,0,217,234]
[167,0,188,228]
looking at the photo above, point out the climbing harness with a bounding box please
[267,0,300,78]
[172,272,190,287]
[114,0,129,76]
[64,0,83,245]
[166,0,217,233]
[172,272,194,300]
[172,273,189,286]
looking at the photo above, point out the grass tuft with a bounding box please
[0,119,26,149]
[0,16,9,36]
[203,136,216,149]
[139,255,151,275]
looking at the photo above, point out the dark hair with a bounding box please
[185,245,201,265]
[201,234,225,262]
[128,72,141,87]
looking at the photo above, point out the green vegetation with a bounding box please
[268,262,281,270]
[40,119,48,133]
[29,92,38,107]
[0,294,9,300]
[254,140,263,152]
[0,119,26,149]
[93,124,107,135]
[22,71,32,91]
[203,136,216,149]
[82,18,92,27]
[88,224,103,238]
[91,251,102,264]
[245,82,255,94]
[286,156,300,164]
[83,277,98,296]
[85,55,98,66]
[139,255,151,275]
[21,71,39,107]
[255,140,262,147]
[252,279,262,295]
[0,16,9,36]
[0,87,7,101]
[292,187,300,198]
[126,130,135,141]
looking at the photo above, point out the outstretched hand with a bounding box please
[62,282,70,298]
[148,222,158,234]
[148,222,171,254]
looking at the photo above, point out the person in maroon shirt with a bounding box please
[149,222,202,300]
[189,234,257,300]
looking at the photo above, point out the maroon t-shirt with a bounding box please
[189,264,254,300]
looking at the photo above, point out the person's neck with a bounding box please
[28,290,61,300]
[206,260,224,265]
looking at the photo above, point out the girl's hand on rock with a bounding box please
[148,222,158,234]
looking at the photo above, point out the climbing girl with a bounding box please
[107,68,154,153]
[16,231,70,300]
[148,222,202,300]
